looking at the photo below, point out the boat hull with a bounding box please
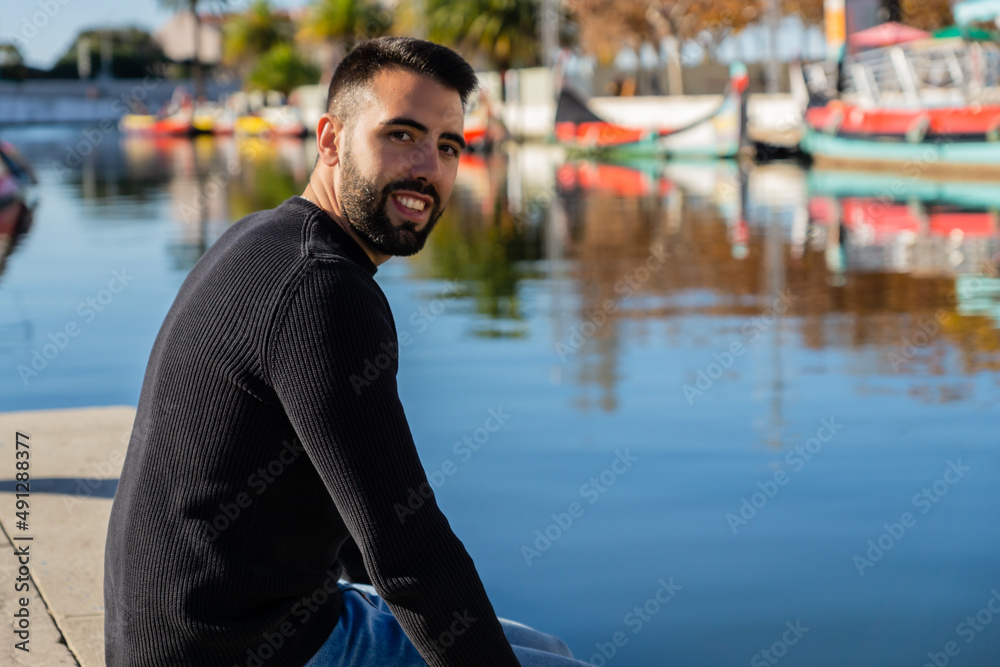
[554,63,748,160]
[559,103,743,160]
[801,126,1000,176]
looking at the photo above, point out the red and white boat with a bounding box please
[801,24,1000,173]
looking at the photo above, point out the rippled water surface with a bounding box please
[1,126,999,666]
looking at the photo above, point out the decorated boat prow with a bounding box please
[554,62,749,159]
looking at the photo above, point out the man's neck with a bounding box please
[301,182,390,267]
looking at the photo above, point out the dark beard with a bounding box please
[339,149,444,257]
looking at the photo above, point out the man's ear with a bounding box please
[316,113,344,167]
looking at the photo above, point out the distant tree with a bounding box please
[781,0,825,26]
[245,43,320,94]
[159,0,229,99]
[296,0,392,78]
[780,0,950,31]
[899,0,953,31]
[426,0,541,71]
[0,42,23,66]
[53,27,169,78]
[222,0,294,76]
[566,0,761,64]
[0,42,26,80]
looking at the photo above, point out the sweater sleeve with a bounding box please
[337,535,371,585]
[266,259,520,667]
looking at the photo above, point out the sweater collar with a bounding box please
[287,196,378,276]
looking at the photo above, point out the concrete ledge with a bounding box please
[0,406,136,667]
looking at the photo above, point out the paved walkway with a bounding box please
[0,406,136,667]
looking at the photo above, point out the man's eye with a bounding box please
[440,144,460,157]
[390,131,413,142]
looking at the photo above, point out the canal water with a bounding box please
[1,126,999,666]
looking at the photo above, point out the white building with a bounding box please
[154,10,224,65]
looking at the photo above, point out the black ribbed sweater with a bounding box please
[104,196,520,667]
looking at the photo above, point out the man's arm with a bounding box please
[267,260,520,667]
[337,536,371,585]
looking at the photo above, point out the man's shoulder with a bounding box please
[227,197,310,249]
[236,197,372,272]
[192,197,380,312]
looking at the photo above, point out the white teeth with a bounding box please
[396,195,426,212]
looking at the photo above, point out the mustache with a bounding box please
[382,179,440,209]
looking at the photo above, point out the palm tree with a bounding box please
[296,0,392,79]
[426,0,540,73]
[246,43,320,94]
[222,0,293,75]
[159,0,229,101]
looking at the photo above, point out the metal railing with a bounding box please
[843,38,1000,107]
[802,38,1000,108]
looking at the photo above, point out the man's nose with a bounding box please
[405,142,441,183]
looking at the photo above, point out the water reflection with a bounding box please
[2,127,1000,665]
[118,134,314,270]
[413,153,544,338]
[0,198,33,282]
[13,129,1000,407]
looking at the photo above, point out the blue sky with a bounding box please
[2,0,308,68]
[3,0,828,72]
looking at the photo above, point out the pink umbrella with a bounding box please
[848,22,931,50]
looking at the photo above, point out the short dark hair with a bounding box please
[325,37,478,121]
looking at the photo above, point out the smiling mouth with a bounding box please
[393,195,427,212]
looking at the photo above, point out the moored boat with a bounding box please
[553,62,749,159]
[0,140,35,277]
[120,87,197,137]
[802,99,1000,172]
[0,140,35,191]
[801,22,1000,173]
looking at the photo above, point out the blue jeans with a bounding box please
[303,581,591,666]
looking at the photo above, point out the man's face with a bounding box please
[335,67,465,257]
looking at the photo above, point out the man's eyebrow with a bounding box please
[381,117,467,150]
